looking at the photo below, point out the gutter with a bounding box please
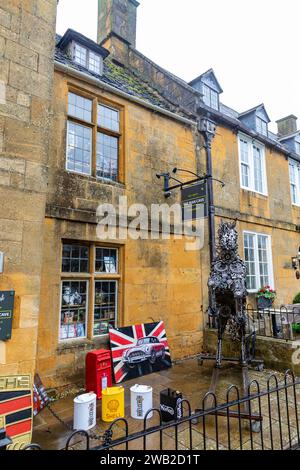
[54,61,197,127]
[199,105,298,161]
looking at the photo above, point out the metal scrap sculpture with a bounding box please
[208,221,248,368]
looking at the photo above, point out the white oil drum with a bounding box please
[130,384,153,420]
[73,392,97,430]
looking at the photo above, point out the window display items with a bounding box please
[109,321,172,384]
[93,280,117,336]
[60,281,87,340]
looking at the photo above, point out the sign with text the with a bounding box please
[0,291,15,341]
[181,181,208,220]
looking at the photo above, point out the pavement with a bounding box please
[32,358,299,451]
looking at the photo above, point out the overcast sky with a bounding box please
[56,0,300,133]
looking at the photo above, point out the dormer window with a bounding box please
[189,69,222,112]
[256,117,268,137]
[239,104,270,139]
[73,42,102,75]
[295,142,300,155]
[203,84,219,110]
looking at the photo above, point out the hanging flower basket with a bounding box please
[256,286,276,310]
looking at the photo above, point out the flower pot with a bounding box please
[257,297,273,310]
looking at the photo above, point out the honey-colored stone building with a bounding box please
[0,0,57,379]
[1,0,300,388]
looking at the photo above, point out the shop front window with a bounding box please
[60,243,120,341]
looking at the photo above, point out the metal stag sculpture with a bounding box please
[208,221,248,368]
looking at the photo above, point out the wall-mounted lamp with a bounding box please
[292,247,300,278]
[0,252,4,273]
[292,256,298,270]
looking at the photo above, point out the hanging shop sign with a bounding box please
[109,321,172,384]
[0,375,33,450]
[181,181,208,220]
[0,291,15,341]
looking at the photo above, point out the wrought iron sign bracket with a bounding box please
[156,168,225,198]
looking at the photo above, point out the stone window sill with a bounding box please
[57,335,109,354]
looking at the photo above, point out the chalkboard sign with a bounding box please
[182,181,208,220]
[0,291,15,341]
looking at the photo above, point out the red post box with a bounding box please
[85,349,112,399]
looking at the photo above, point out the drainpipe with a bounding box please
[199,117,217,265]
[198,117,217,321]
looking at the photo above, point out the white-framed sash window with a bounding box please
[238,133,268,195]
[243,231,274,293]
[289,159,300,206]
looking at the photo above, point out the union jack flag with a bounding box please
[109,321,172,384]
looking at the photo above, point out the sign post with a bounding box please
[181,181,208,220]
[0,291,15,341]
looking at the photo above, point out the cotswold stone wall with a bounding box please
[0,0,57,377]
[36,71,203,388]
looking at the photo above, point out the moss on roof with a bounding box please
[55,43,175,113]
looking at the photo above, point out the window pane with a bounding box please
[95,247,118,273]
[94,281,117,336]
[203,84,210,106]
[253,145,263,193]
[261,121,268,136]
[241,163,249,187]
[98,105,120,132]
[210,90,219,110]
[89,52,101,75]
[244,233,256,290]
[68,93,92,122]
[258,235,270,288]
[67,121,91,175]
[240,139,249,163]
[96,132,118,181]
[60,281,87,340]
[256,117,262,134]
[62,244,89,273]
[289,162,298,204]
[74,43,87,67]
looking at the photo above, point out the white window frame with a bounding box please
[243,231,274,293]
[238,133,268,196]
[295,142,300,156]
[289,158,300,206]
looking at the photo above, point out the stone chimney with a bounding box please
[97,0,139,48]
[276,115,298,137]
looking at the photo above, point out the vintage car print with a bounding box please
[122,336,165,366]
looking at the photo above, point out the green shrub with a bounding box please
[293,293,300,304]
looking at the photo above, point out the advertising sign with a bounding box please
[181,181,207,220]
[0,291,15,341]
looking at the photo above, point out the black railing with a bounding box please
[61,370,300,451]
[208,305,300,341]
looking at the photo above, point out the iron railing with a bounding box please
[208,305,300,341]
[61,370,300,451]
